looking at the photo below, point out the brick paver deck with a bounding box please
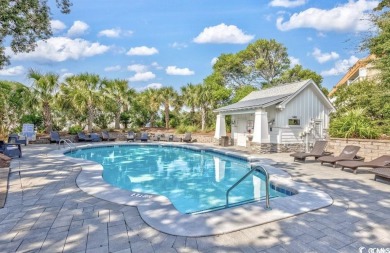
[0,144,389,253]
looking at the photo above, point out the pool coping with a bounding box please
[49,142,333,237]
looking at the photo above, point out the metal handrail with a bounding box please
[225,164,271,209]
[58,139,76,151]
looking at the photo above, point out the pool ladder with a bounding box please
[58,139,76,151]
[226,164,271,209]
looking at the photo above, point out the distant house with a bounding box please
[214,79,335,153]
[329,55,379,97]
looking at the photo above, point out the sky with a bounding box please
[0,0,379,92]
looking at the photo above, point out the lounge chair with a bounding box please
[337,155,390,174]
[318,145,363,167]
[169,134,182,142]
[127,131,135,142]
[8,134,27,146]
[290,141,331,162]
[151,134,160,141]
[77,132,92,142]
[101,131,116,141]
[90,133,101,142]
[140,132,148,142]
[370,167,390,181]
[50,131,61,144]
[0,141,22,158]
[159,134,169,142]
[182,132,192,143]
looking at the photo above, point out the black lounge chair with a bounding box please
[337,155,390,174]
[90,133,101,142]
[169,134,182,142]
[8,134,27,146]
[182,132,192,143]
[290,141,331,162]
[127,131,135,142]
[0,141,22,158]
[101,131,116,141]
[370,167,390,181]
[140,132,148,142]
[77,132,92,142]
[50,131,61,144]
[318,145,363,167]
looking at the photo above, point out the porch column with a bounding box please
[252,110,269,143]
[214,114,226,139]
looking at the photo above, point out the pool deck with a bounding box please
[1,143,390,252]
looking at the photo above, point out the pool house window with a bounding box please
[288,118,300,126]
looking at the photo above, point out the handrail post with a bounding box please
[225,164,271,210]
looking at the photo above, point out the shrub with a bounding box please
[329,109,379,139]
[175,125,199,134]
[68,125,83,135]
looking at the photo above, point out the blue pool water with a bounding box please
[67,145,287,213]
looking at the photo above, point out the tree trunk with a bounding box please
[150,113,155,127]
[87,106,94,132]
[201,106,206,131]
[115,112,120,129]
[165,102,169,129]
[43,102,52,133]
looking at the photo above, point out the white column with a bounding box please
[214,114,226,139]
[252,110,270,143]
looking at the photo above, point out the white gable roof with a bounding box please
[215,79,335,113]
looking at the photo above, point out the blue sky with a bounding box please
[0,0,379,91]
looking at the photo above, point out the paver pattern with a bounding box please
[0,144,389,253]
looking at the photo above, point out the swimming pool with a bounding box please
[67,145,288,213]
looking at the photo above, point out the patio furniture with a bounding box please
[90,133,101,142]
[182,132,192,143]
[127,131,135,142]
[169,135,182,142]
[50,131,61,144]
[159,134,169,142]
[151,134,160,141]
[101,131,116,141]
[290,141,331,162]
[77,132,92,142]
[370,167,390,181]
[318,145,363,168]
[0,141,22,158]
[140,132,148,142]
[8,134,27,146]
[337,155,390,174]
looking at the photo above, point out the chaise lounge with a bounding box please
[290,141,331,162]
[317,145,363,167]
[0,141,22,158]
[101,131,116,141]
[337,155,390,174]
[182,132,192,143]
[370,167,390,181]
[77,132,92,142]
[127,131,135,142]
[50,131,61,144]
[140,132,148,142]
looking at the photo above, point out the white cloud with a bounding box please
[166,66,195,76]
[170,42,188,49]
[67,21,89,37]
[193,23,254,44]
[59,72,74,82]
[127,64,148,73]
[104,65,121,72]
[136,83,163,91]
[0,65,26,76]
[50,20,66,33]
[269,0,307,8]
[7,37,109,63]
[276,0,378,32]
[289,56,300,66]
[312,48,339,63]
[126,46,158,56]
[321,56,359,76]
[211,57,219,65]
[128,71,156,82]
[98,28,133,38]
[151,62,163,70]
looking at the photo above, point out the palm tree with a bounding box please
[181,83,197,124]
[101,78,134,129]
[27,70,59,133]
[139,88,160,127]
[59,73,101,132]
[195,84,213,131]
[158,87,180,129]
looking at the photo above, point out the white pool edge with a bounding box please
[49,142,333,237]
